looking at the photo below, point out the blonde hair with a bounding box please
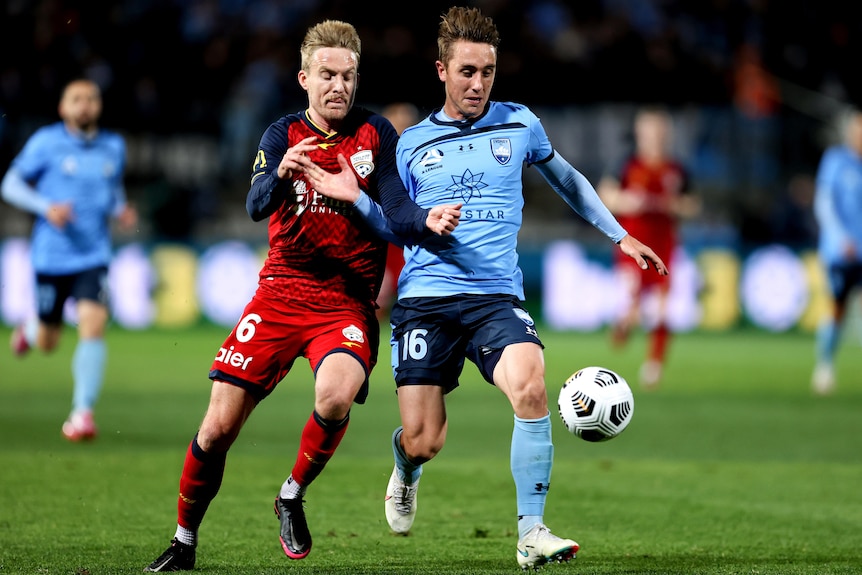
[300,20,361,71]
[437,6,500,66]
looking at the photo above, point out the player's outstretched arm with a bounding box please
[304,153,461,239]
[617,234,669,275]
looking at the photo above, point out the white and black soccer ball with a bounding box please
[557,366,634,442]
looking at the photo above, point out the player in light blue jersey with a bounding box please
[811,107,862,395]
[302,7,666,568]
[1,78,137,441]
[305,6,667,570]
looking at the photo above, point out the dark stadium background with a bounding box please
[2,0,861,241]
[1,0,861,331]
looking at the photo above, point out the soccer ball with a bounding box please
[557,366,634,442]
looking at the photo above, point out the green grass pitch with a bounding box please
[0,323,860,574]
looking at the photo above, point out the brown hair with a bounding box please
[300,20,361,71]
[437,6,500,66]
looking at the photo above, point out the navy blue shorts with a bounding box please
[827,262,862,303]
[389,294,543,392]
[35,266,109,325]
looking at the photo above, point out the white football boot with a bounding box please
[516,523,579,570]
[384,466,419,534]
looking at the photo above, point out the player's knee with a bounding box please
[37,341,59,354]
[315,384,361,419]
[314,399,352,422]
[197,416,242,452]
[508,377,549,415]
[403,433,444,464]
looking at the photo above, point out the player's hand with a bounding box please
[843,240,858,261]
[617,234,668,275]
[116,204,138,231]
[300,153,361,203]
[426,202,461,236]
[611,187,648,215]
[277,136,318,180]
[46,202,73,229]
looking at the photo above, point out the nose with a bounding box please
[332,75,347,93]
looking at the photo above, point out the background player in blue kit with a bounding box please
[1,78,137,442]
[304,6,668,570]
[811,106,862,395]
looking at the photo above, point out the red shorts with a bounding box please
[209,292,379,404]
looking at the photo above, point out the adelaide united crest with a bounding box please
[350,150,375,178]
[341,324,365,348]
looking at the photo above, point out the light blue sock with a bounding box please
[23,317,39,345]
[392,426,422,484]
[72,338,107,412]
[512,413,552,538]
[815,319,839,364]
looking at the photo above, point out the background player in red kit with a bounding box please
[599,106,700,388]
[144,20,460,572]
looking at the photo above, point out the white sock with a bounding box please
[280,475,304,499]
[174,524,196,547]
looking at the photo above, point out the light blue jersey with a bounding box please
[395,101,624,299]
[4,122,127,274]
[814,144,862,265]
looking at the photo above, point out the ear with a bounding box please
[298,70,308,91]
[435,60,446,82]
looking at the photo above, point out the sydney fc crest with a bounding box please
[350,150,374,178]
[491,138,512,165]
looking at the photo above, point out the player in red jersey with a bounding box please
[599,106,700,389]
[144,20,460,572]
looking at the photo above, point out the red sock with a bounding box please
[649,324,670,363]
[291,411,349,488]
[177,434,226,530]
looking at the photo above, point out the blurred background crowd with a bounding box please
[1,0,860,250]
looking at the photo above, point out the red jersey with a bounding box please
[249,108,398,311]
[614,156,689,264]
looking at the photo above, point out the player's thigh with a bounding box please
[71,267,110,338]
[616,260,645,296]
[828,263,862,311]
[34,273,73,350]
[464,296,543,384]
[198,381,257,450]
[76,299,109,338]
[390,297,467,389]
[34,272,73,325]
[494,341,545,392]
[209,297,306,402]
[493,342,548,418]
[306,308,379,407]
[315,352,370,417]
